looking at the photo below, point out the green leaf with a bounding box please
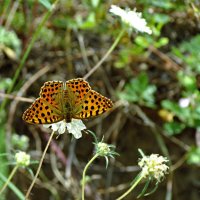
[163,122,185,135]
[39,0,52,10]
[171,35,200,73]
[79,12,96,29]
[177,71,197,91]
[118,72,156,108]
[91,0,100,8]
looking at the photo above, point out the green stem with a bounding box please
[0,165,18,194]
[0,0,59,111]
[25,131,55,199]
[83,28,125,80]
[82,153,99,200]
[116,173,144,200]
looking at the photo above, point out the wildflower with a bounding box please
[15,151,30,167]
[94,139,119,167]
[138,154,169,182]
[178,97,191,108]
[43,119,86,139]
[11,134,29,151]
[109,5,152,34]
[96,142,112,157]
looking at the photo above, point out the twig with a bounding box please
[0,93,34,103]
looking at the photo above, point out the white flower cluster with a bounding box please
[109,5,152,34]
[43,119,86,139]
[138,154,169,182]
[15,151,30,167]
[96,142,111,156]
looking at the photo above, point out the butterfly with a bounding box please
[22,78,113,124]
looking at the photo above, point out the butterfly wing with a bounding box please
[39,81,64,109]
[23,81,64,124]
[22,98,63,124]
[65,78,91,103]
[74,90,113,119]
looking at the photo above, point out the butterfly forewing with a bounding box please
[75,90,113,119]
[65,78,91,103]
[39,81,64,110]
[22,98,63,124]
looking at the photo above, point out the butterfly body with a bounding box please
[23,78,113,124]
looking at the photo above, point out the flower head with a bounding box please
[11,134,29,151]
[138,154,169,182]
[109,5,152,34]
[15,151,30,167]
[178,97,191,108]
[93,138,119,168]
[96,142,112,157]
[43,119,86,139]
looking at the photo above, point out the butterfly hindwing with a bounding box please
[22,98,63,124]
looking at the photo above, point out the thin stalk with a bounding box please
[82,154,99,200]
[0,0,59,111]
[83,29,125,80]
[25,131,55,199]
[0,165,18,194]
[116,173,143,200]
[0,0,11,25]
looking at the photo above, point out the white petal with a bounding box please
[43,124,51,129]
[58,121,67,134]
[66,119,86,139]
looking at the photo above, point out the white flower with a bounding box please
[179,98,191,108]
[43,119,86,139]
[109,5,152,34]
[15,151,30,167]
[138,154,169,182]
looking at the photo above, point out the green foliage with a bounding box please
[114,9,169,69]
[76,12,97,29]
[0,124,8,192]
[0,78,12,91]
[118,72,156,108]
[172,34,200,73]
[161,90,200,135]
[0,27,21,58]
[177,71,197,91]
[163,122,185,136]
[39,0,53,10]
[39,27,56,45]
[11,12,25,32]
[138,0,175,9]
[187,147,200,165]
[0,172,25,200]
